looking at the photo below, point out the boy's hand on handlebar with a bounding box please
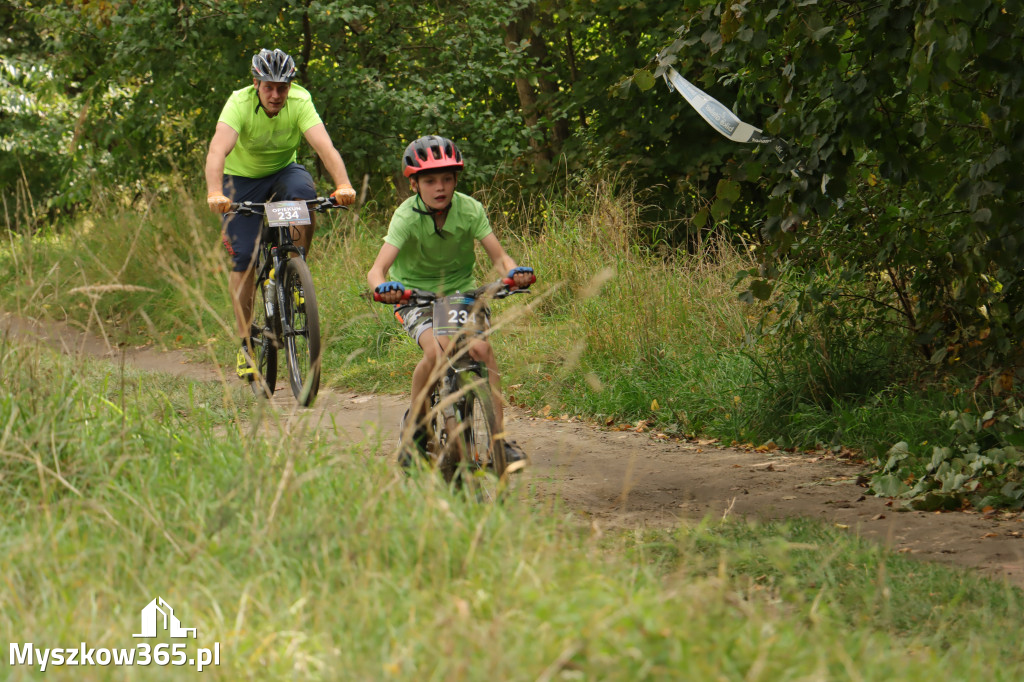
[506,266,536,290]
[373,280,406,304]
[331,183,357,206]
[207,192,231,214]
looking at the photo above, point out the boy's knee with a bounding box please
[417,344,440,368]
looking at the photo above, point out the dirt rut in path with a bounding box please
[6,313,1024,589]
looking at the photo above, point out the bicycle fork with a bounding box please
[267,247,302,345]
[439,366,490,467]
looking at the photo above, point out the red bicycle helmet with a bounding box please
[402,135,464,177]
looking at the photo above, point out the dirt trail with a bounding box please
[5,313,1023,588]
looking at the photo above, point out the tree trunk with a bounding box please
[503,6,568,165]
[300,1,313,83]
[504,10,546,163]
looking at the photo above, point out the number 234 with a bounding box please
[447,309,477,325]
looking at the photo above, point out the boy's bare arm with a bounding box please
[480,234,517,275]
[480,234,534,289]
[368,243,401,297]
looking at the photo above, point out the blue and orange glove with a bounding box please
[506,266,535,289]
[331,183,357,206]
[373,281,405,303]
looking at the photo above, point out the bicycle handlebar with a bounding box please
[229,196,346,215]
[373,274,536,304]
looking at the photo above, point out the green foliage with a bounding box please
[683,516,1024,649]
[650,0,1024,381]
[0,3,93,222]
[2,1,696,216]
[873,398,1024,510]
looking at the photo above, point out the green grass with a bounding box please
[1,339,1022,680]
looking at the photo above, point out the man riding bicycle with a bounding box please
[205,48,357,379]
[367,135,534,467]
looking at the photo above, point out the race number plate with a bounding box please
[432,295,484,337]
[266,200,311,227]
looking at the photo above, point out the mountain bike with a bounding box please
[231,197,343,407]
[375,277,532,497]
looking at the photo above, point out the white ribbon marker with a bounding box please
[663,67,790,160]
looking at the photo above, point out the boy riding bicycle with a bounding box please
[367,135,534,466]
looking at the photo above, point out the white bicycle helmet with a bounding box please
[251,48,297,82]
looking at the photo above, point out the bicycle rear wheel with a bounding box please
[249,269,278,400]
[281,257,321,406]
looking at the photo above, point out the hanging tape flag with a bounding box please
[663,66,790,162]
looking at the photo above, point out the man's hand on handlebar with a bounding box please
[331,183,357,206]
[207,192,231,214]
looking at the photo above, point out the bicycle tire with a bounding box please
[455,369,506,498]
[281,257,321,406]
[421,380,453,483]
[249,261,278,400]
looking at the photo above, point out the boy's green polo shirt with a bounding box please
[384,192,493,294]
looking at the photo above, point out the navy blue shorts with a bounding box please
[220,163,317,272]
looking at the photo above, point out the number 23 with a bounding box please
[447,309,475,325]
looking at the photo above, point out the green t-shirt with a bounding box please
[217,84,323,178]
[383,192,493,294]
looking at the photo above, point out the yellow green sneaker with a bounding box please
[236,346,256,380]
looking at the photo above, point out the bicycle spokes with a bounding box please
[281,258,320,406]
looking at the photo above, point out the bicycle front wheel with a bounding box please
[281,257,321,406]
[250,270,278,400]
[456,370,506,498]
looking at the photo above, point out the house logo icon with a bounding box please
[132,597,197,639]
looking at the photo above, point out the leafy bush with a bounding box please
[872,398,1024,510]
[645,0,1024,385]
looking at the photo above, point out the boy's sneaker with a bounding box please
[493,439,527,472]
[397,410,430,469]
[236,346,255,380]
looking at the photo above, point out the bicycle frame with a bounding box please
[254,221,304,347]
[417,331,499,489]
[379,278,533,484]
[232,197,341,405]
